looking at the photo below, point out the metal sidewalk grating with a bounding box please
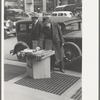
[4,64,26,81]
[15,73,80,95]
[71,87,82,100]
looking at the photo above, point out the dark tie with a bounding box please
[32,23,35,28]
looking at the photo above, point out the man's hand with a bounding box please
[60,42,64,46]
[62,43,64,46]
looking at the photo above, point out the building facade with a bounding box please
[58,0,82,6]
[24,0,57,12]
[5,0,82,12]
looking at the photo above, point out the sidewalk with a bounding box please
[4,59,81,100]
[4,59,26,67]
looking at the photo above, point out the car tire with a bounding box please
[63,42,82,67]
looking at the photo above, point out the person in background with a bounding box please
[6,18,13,31]
[31,13,43,49]
[39,17,65,73]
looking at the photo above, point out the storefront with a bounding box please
[24,0,57,12]
[34,0,43,12]
[34,0,57,12]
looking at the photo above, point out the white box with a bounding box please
[25,50,55,79]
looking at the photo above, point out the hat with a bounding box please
[31,12,39,18]
[42,17,51,23]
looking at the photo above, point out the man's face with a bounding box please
[31,17,38,23]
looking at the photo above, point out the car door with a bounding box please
[17,22,32,48]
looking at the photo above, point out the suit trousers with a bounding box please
[50,55,64,71]
[44,39,64,71]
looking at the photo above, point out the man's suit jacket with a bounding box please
[31,21,42,40]
[39,22,65,62]
[31,21,43,48]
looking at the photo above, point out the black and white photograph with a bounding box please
[3,0,98,100]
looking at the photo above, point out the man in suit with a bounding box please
[39,17,65,72]
[31,13,43,49]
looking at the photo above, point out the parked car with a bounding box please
[10,18,82,72]
[4,20,16,39]
[59,19,82,72]
[51,11,74,18]
[14,12,43,21]
[4,8,23,21]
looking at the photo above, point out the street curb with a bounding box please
[4,60,81,77]
[4,59,27,67]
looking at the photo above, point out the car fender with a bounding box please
[11,41,29,55]
[63,42,82,55]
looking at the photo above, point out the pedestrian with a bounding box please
[39,17,65,73]
[31,13,43,49]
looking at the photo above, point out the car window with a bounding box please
[18,12,23,17]
[62,22,79,35]
[19,24,27,32]
[64,13,67,16]
[70,13,73,17]
[6,11,19,17]
[58,13,63,16]
[52,13,57,16]
[15,12,20,17]
[29,13,33,16]
[29,24,32,29]
[22,13,27,17]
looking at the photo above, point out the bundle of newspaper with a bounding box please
[21,49,55,61]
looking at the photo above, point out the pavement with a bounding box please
[4,36,17,61]
[4,59,82,100]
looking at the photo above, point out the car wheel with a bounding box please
[63,42,82,66]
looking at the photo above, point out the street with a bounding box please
[4,21,82,100]
[4,35,82,100]
[4,1,82,99]
[4,35,18,61]
[3,0,98,100]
